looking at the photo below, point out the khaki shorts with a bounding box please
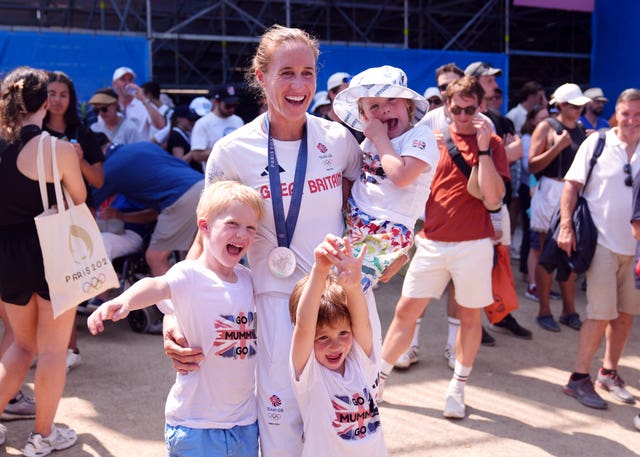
[530,177,563,233]
[585,243,640,320]
[402,237,494,309]
[149,180,204,252]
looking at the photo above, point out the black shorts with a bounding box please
[0,223,50,305]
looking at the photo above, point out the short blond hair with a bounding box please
[197,180,264,223]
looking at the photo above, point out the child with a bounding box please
[87,180,264,457]
[289,234,387,456]
[333,65,439,291]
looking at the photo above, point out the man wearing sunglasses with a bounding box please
[381,76,506,419]
[190,85,244,169]
[529,83,590,333]
[560,89,640,410]
[89,87,141,145]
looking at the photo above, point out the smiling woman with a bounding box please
[162,25,368,457]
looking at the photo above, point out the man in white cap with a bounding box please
[423,87,443,112]
[190,85,244,168]
[111,66,166,142]
[323,71,364,142]
[580,87,611,131]
[529,83,590,333]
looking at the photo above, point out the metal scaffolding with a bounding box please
[0,1,592,93]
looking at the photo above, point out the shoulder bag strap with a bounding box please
[49,135,67,211]
[36,131,51,210]
[581,130,607,196]
[442,128,472,178]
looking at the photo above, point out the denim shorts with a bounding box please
[165,421,258,457]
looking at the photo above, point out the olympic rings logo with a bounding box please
[82,274,105,293]
[267,413,281,421]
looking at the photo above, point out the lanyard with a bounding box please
[266,114,308,248]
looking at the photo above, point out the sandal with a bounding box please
[559,313,582,330]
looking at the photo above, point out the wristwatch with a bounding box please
[478,149,491,156]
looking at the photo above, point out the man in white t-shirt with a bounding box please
[111,66,166,142]
[506,81,547,134]
[191,85,244,169]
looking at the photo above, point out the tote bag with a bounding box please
[34,132,119,318]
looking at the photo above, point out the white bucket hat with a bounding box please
[333,65,429,132]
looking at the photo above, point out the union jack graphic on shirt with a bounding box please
[213,311,257,359]
[331,387,381,440]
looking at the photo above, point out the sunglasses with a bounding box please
[438,83,449,92]
[565,103,583,110]
[429,98,443,106]
[449,105,478,115]
[93,106,110,114]
[624,163,633,187]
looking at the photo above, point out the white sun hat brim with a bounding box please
[333,65,429,132]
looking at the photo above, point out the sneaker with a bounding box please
[481,326,496,346]
[66,349,81,372]
[443,389,465,419]
[525,284,538,301]
[0,423,6,446]
[2,390,36,420]
[395,346,419,369]
[559,313,582,330]
[549,289,562,300]
[23,425,77,457]
[536,314,560,332]
[490,314,533,339]
[563,376,608,409]
[596,369,636,404]
[444,345,455,371]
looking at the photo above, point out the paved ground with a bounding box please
[2,261,640,456]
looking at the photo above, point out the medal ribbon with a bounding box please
[266,114,308,248]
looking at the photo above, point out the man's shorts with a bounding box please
[402,236,494,309]
[585,244,640,320]
[530,177,564,233]
[164,421,258,457]
[149,180,204,252]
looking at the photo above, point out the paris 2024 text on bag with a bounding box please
[34,131,119,318]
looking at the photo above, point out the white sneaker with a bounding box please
[443,388,466,419]
[66,349,81,372]
[0,423,7,446]
[395,346,419,369]
[444,345,455,371]
[23,425,77,457]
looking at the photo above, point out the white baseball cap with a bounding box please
[327,72,352,92]
[333,65,429,132]
[189,96,212,117]
[423,87,441,100]
[310,90,331,113]
[112,66,136,82]
[549,83,591,106]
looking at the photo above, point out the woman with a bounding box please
[0,66,85,454]
[44,70,105,371]
[163,25,373,457]
[88,87,139,145]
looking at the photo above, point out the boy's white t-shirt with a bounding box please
[351,124,439,228]
[158,260,257,429]
[206,114,362,295]
[291,342,388,457]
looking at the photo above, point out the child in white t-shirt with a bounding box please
[333,65,439,292]
[289,235,387,457]
[88,180,264,457]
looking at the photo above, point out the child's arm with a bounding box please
[335,239,372,357]
[291,235,344,379]
[364,119,428,188]
[87,276,171,335]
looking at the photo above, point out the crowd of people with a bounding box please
[0,22,639,457]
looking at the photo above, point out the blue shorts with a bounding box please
[165,422,258,457]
